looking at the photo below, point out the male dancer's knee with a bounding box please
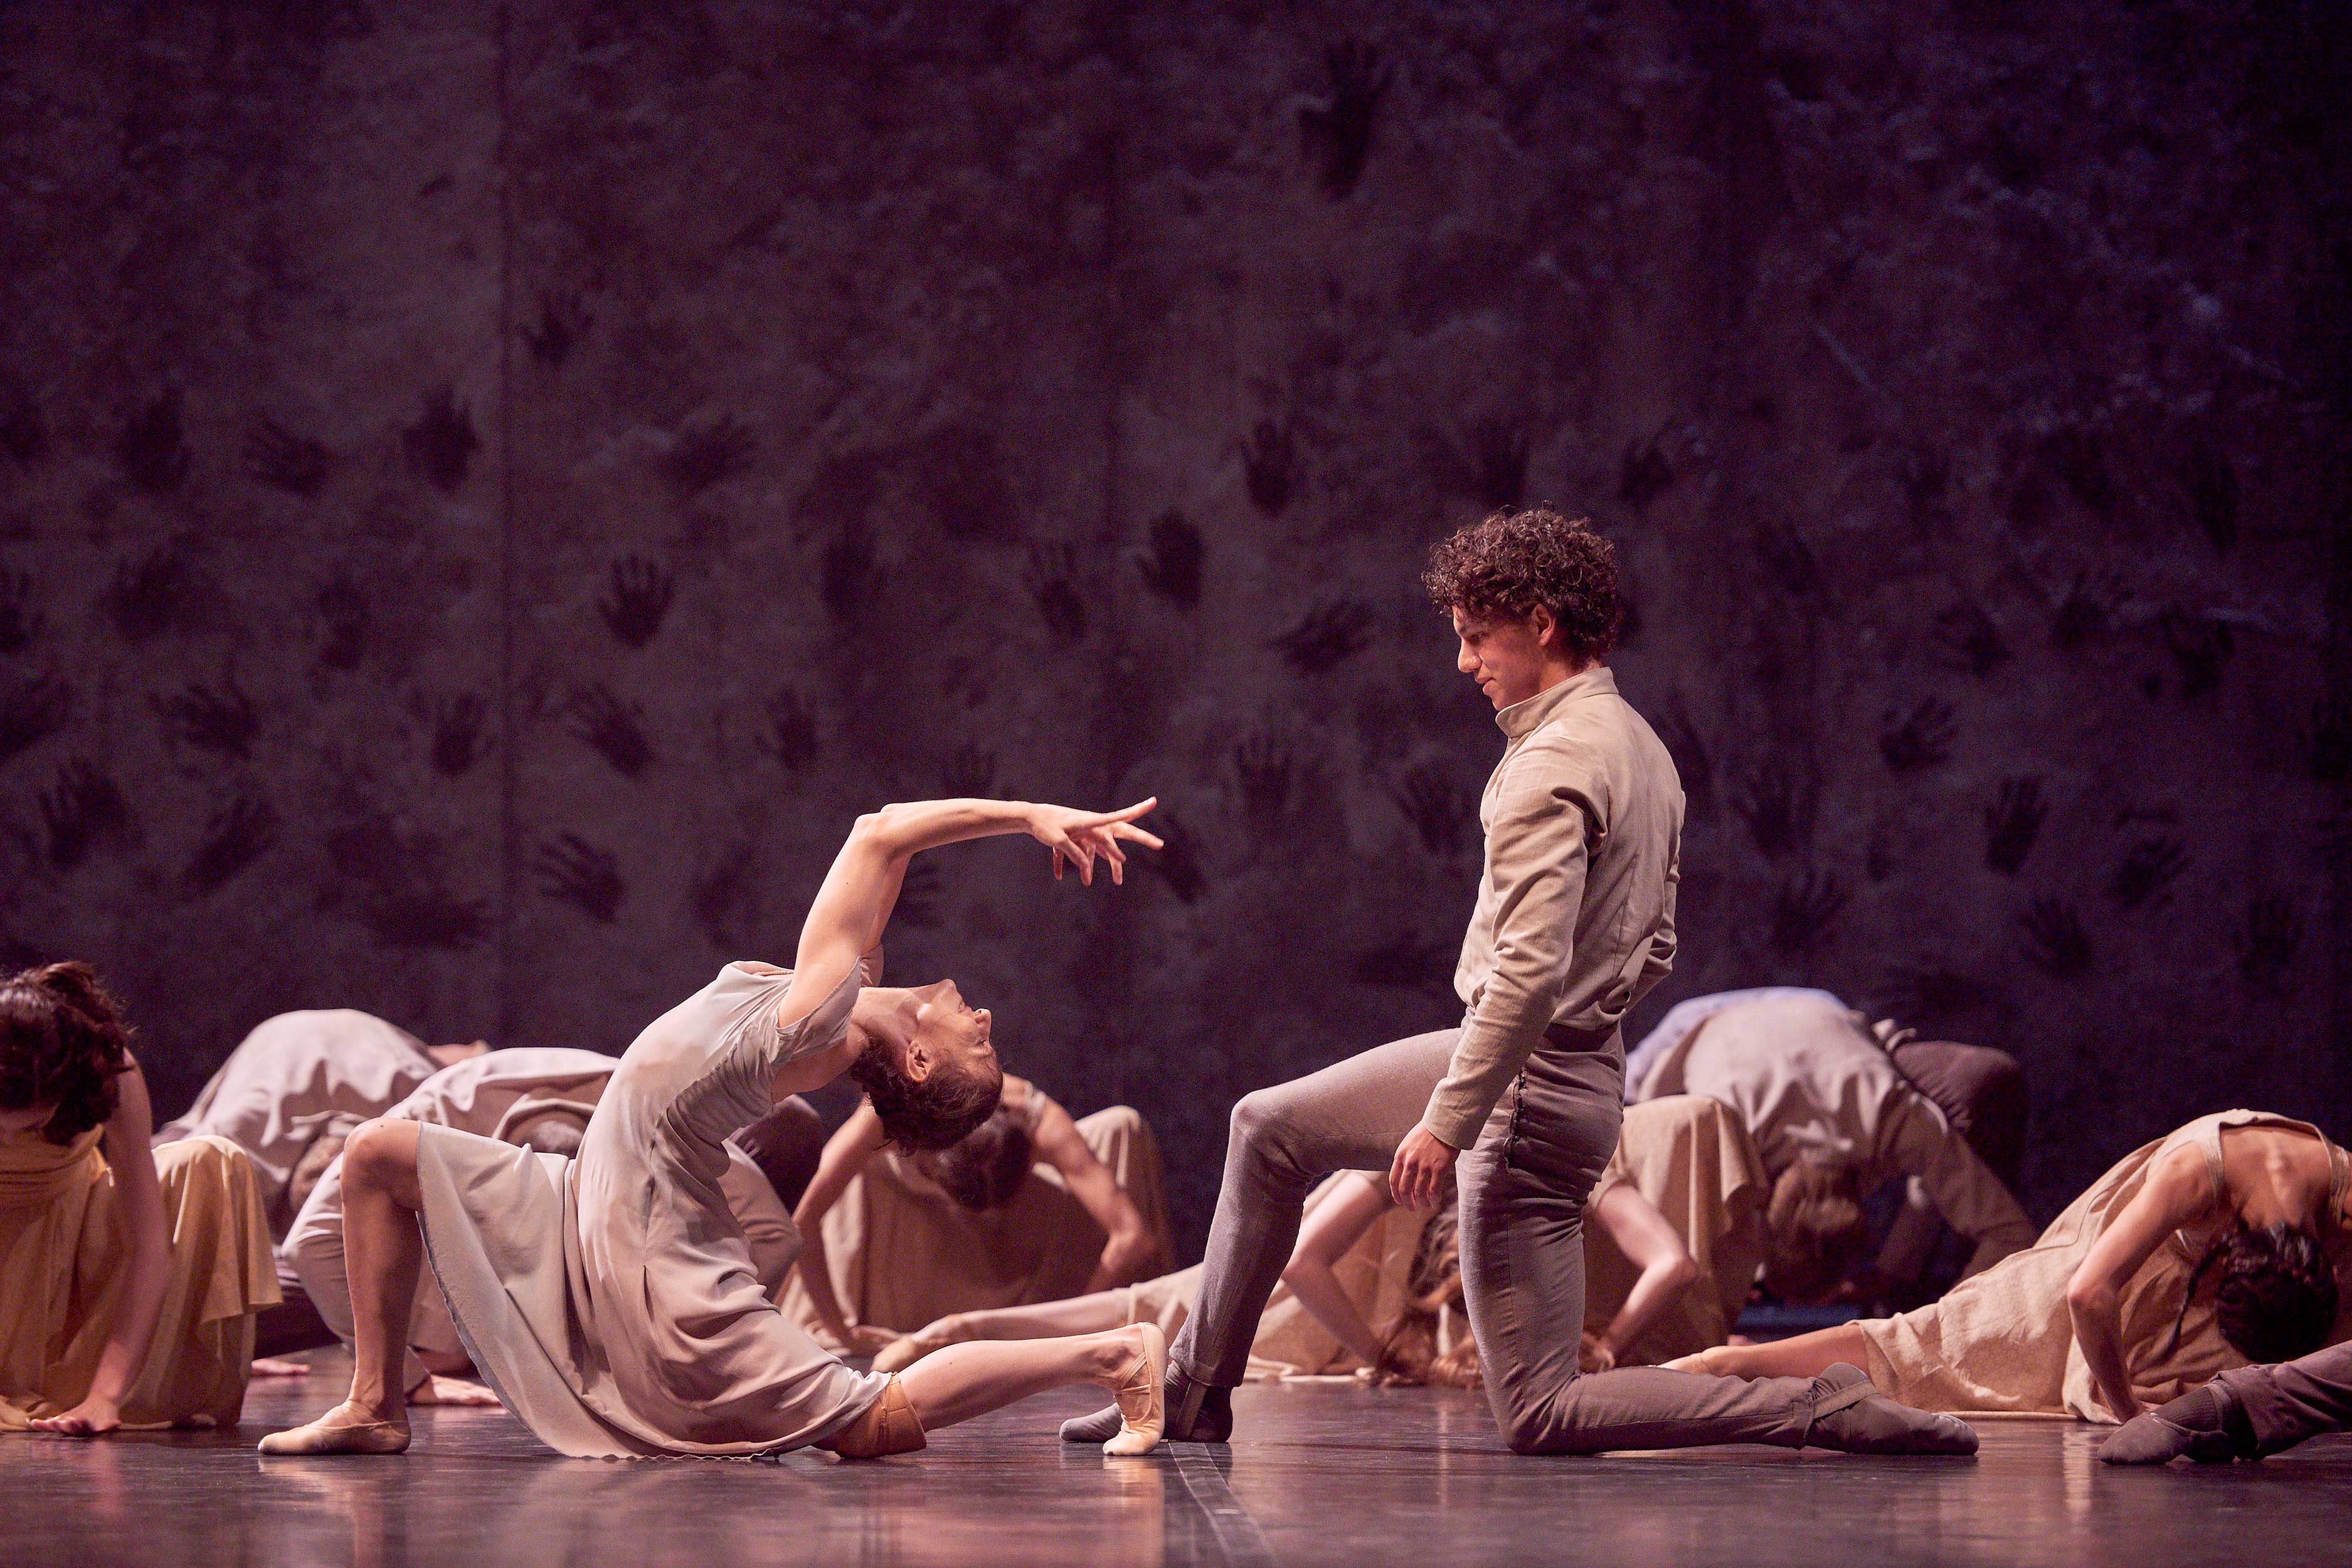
[1227,1088,1308,1177]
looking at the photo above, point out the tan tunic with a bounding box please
[1428,667,1682,1149]
[283,1047,803,1391]
[158,1010,438,1234]
[1583,1094,1768,1364]
[1636,989,2035,1273]
[1858,1110,2352,1420]
[416,963,884,1458]
[1,1131,278,1429]
[780,1093,1173,1335]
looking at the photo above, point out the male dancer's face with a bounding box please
[1451,607,1559,711]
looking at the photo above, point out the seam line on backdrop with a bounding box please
[494,2,518,1045]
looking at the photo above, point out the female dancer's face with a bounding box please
[911,979,996,1078]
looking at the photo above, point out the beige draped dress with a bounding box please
[780,1084,1173,1337]
[286,1047,801,1392]
[1,1130,278,1429]
[415,963,884,1458]
[1858,1110,2352,1420]
[159,1010,440,1235]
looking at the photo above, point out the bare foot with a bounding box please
[408,1375,499,1407]
[251,1357,311,1378]
[257,1401,411,1456]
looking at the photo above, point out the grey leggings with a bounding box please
[1172,1024,1821,1453]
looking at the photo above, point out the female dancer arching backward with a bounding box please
[260,796,1168,1460]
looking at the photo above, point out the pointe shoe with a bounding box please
[1798,1364,1978,1456]
[1103,1323,1167,1456]
[257,1402,412,1456]
[872,1315,977,1375]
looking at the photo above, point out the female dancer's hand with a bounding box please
[29,1397,121,1436]
[1025,798,1163,886]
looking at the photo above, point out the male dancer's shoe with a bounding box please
[2097,1385,2251,1465]
[1062,1360,1232,1445]
[1794,1364,1979,1455]
[257,1401,413,1456]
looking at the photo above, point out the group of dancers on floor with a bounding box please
[3,507,2347,1468]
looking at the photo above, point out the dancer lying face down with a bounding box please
[789,1073,1169,1354]
[1674,1111,2349,1422]
[279,1047,815,1404]
[871,1094,1764,1384]
[159,1009,484,1238]
[1631,990,2033,1305]
[258,795,1173,1459]
[2,963,279,1436]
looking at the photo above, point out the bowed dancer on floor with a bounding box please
[258,794,1173,1461]
[1064,507,1976,1458]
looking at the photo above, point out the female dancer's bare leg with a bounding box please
[260,1119,428,1453]
[1670,1323,1870,1380]
[874,1291,1134,1371]
[898,1325,1162,1448]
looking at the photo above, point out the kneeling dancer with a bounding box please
[1067,508,1973,1456]
[260,795,1168,1459]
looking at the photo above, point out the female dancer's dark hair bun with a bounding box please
[0,960,135,1144]
[2214,1221,2338,1364]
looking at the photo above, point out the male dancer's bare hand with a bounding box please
[1024,797,1163,885]
[1389,1125,1458,1210]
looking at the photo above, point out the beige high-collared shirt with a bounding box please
[1423,666,1684,1150]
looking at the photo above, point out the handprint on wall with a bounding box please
[598,556,675,649]
[1769,869,1847,954]
[568,684,654,777]
[244,418,332,495]
[1242,419,1298,516]
[432,693,485,776]
[0,676,70,766]
[1734,758,1816,859]
[1298,40,1392,198]
[2021,897,2094,978]
[1387,761,1472,856]
[154,674,257,758]
[1878,697,1956,773]
[758,686,818,772]
[535,834,624,923]
[39,759,132,869]
[0,569,40,654]
[1024,544,1087,641]
[1135,511,1205,608]
[401,386,479,493]
[184,795,278,894]
[117,390,191,494]
[1983,776,2046,875]
[1272,600,1374,674]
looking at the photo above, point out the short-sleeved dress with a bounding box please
[1858,1110,2352,1420]
[415,962,886,1458]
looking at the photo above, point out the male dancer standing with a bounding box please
[1066,507,1974,1455]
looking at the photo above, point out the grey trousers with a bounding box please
[1171,1024,1825,1453]
[2213,1341,2352,1458]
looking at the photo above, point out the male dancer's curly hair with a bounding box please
[930,1103,1035,1210]
[2165,1221,2339,1365]
[1761,1159,1870,1303]
[849,1035,1002,1153]
[0,961,135,1143]
[1422,507,1620,664]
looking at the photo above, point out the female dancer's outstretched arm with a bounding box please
[776,797,1162,1044]
[1580,1183,1700,1372]
[2065,1146,2210,1421]
[30,1061,169,1436]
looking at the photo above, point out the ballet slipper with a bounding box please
[257,1401,412,1456]
[2099,1387,2244,1465]
[1103,1323,1167,1457]
[1795,1365,1977,1456]
[1063,1361,1231,1444]
[871,1315,977,1375]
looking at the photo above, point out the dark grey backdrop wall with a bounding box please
[2,1,2345,1257]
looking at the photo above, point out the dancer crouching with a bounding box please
[259,795,1168,1460]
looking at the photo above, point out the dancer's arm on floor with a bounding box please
[1880,1094,2036,1278]
[1582,1182,1699,1370]
[2066,1144,2211,1422]
[780,797,1161,1032]
[790,1103,895,1353]
[31,1061,171,1436]
[1029,1096,1157,1292]
[1278,1172,1397,1368]
[1398,754,1592,1206]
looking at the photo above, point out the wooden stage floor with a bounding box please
[5,1355,2347,1567]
